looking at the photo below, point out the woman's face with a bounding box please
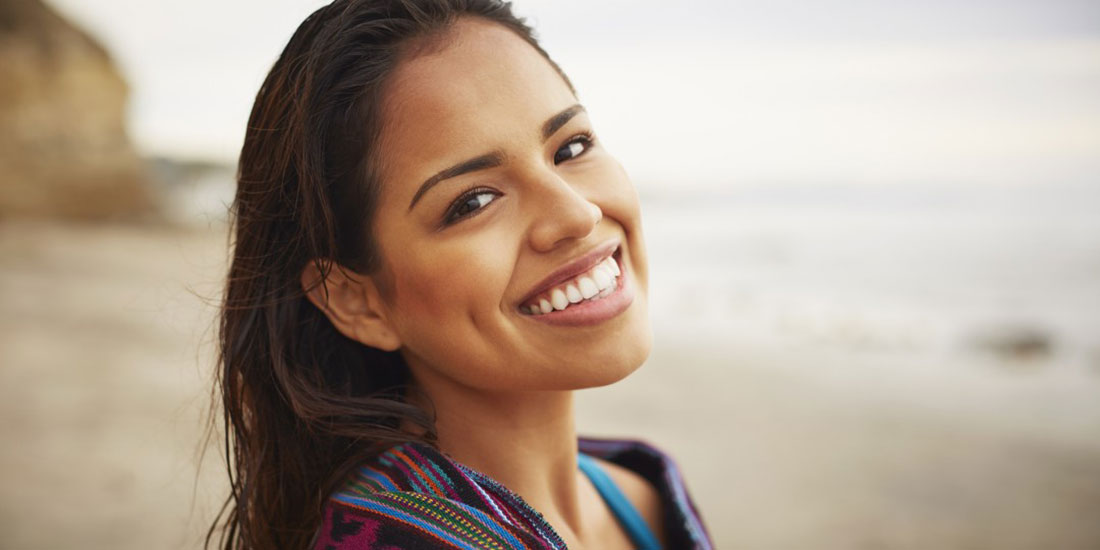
[368,18,651,392]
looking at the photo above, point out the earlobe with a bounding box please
[300,259,402,352]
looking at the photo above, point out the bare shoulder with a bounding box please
[594,456,667,544]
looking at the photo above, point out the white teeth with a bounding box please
[592,268,612,290]
[565,283,583,303]
[524,255,623,314]
[550,288,569,310]
[605,257,620,276]
[578,277,598,299]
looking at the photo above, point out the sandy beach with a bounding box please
[6,0,1099,546]
[1,217,1098,549]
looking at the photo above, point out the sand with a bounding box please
[1,218,1098,549]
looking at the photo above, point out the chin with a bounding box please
[561,309,654,391]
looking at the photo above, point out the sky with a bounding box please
[47,0,1100,189]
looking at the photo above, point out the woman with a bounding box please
[211,0,713,548]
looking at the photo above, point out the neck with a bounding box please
[406,374,587,539]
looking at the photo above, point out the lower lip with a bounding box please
[520,255,634,327]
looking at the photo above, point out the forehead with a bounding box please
[375,18,576,187]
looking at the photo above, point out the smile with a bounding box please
[518,246,635,327]
[521,252,621,315]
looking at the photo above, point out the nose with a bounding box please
[526,171,603,252]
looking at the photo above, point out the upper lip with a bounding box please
[518,238,621,306]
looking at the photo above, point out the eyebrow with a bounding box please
[407,103,587,212]
[541,104,585,141]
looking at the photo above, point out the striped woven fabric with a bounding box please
[312,437,713,549]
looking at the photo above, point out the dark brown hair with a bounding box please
[209,1,573,548]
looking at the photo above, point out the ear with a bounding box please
[300,259,402,352]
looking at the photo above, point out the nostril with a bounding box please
[527,192,603,253]
[589,202,603,222]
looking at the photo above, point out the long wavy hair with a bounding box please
[208,1,573,548]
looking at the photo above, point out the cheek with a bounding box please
[386,236,525,385]
[586,157,641,224]
[592,160,648,289]
[388,236,513,325]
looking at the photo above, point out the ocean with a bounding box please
[643,181,1100,370]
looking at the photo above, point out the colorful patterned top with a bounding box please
[311,437,713,549]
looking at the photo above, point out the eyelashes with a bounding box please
[443,187,498,225]
[441,132,596,226]
[553,131,594,164]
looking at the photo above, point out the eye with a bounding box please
[444,188,499,225]
[553,133,594,164]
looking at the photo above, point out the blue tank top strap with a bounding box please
[577,452,662,550]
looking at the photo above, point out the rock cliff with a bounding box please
[0,0,153,220]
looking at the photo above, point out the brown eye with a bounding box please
[444,190,498,225]
[554,134,593,164]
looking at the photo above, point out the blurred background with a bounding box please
[1,0,1098,548]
